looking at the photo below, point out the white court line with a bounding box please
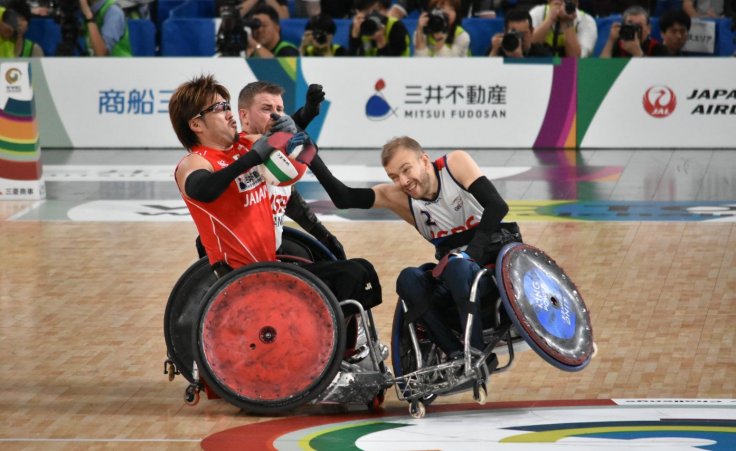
[7,200,44,220]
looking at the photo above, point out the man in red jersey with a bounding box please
[168,74,383,313]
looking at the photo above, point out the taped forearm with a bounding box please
[309,155,375,209]
[464,176,509,263]
[184,151,262,202]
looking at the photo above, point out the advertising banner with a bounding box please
[0,61,45,200]
[578,58,736,148]
[301,58,574,149]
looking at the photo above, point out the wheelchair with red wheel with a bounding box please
[163,227,392,414]
[390,224,596,418]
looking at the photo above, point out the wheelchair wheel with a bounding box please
[195,262,345,414]
[163,257,218,383]
[390,300,440,403]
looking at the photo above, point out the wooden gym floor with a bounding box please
[0,148,734,449]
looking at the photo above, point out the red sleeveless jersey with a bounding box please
[176,141,276,268]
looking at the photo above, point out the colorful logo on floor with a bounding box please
[201,399,736,450]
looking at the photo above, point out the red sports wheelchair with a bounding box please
[163,227,392,414]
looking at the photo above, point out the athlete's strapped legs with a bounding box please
[303,258,382,312]
[396,267,464,357]
[439,257,493,352]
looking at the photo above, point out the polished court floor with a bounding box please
[0,148,734,449]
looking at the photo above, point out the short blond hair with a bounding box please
[381,136,424,167]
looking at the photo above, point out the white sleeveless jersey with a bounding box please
[267,184,291,250]
[409,156,483,254]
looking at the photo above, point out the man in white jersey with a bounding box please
[308,136,514,359]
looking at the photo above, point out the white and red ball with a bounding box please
[259,132,308,187]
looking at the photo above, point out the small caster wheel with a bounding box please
[367,390,385,412]
[167,362,176,382]
[473,382,487,405]
[409,400,426,419]
[184,385,200,406]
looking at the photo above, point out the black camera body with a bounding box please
[501,31,523,53]
[43,0,83,56]
[564,0,576,15]
[619,23,641,41]
[359,11,383,36]
[216,0,258,56]
[312,29,328,45]
[424,8,449,34]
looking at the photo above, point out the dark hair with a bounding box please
[504,8,532,30]
[249,4,280,25]
[7,0,31,21]
[237,81,285,110]
[306,13,337,35]
[169,74,230,149]
[659,9,691,33]
[354,0,390,12]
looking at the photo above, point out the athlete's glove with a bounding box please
[269,112,298,134]
[303,84,326,118]
[251,134,277,163]
[320,232,346,260]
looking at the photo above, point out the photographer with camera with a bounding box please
[245,4,299,57]
[600,6,668,57]
[529,0,596,57]
[349,0,410,56]
[79,0,132,56]
[0,1,44,57]
[414,0,470,56]
[300,13,347,56]
[487,8,552,57]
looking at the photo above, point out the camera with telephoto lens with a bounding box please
[564,0,576,14]
[312,29,328,45]
[359,11,383,36]
[216,0,260,56]
[501,30,523,53]
[37,0,83,56]
[424,8,449,34]
[619,23,641,41]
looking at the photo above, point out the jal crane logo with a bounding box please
[643,86,677,118]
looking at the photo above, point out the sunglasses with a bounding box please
[192,101,231,120]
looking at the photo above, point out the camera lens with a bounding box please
[360,14,381,36]
[501,32,520,53]
[424,9,449,34]
[313,30,327,44]
[564,1,575,14]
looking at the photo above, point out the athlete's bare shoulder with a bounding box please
[445,150,483,189]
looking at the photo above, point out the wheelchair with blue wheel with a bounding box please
[163,227,392,414]
[390,224,596,418]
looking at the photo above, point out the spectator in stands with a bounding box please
[682,0,731,17]
[293,0,353,18]
[247,4,299,57]
[238,0,289,20]
[488,8,553,56]
[529,0,597,57]
[580,0,656,17]
[658,8,692,55]
[389,0,497,18]
[0,1,44,57]
[414,0,471,56]
[349,0,410,56]
[600,6,669,57]
[79,0,132,56]
[299,13,347,55]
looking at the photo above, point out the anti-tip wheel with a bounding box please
[184,385,200,406]
[473,382,487,405]
[409,400,426,419]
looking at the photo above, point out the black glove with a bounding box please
[320,232,346,260]
[303,84,325,118]
[269,112,298,134]
[251,134,276,162]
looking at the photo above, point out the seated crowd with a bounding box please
[1,0,733,57]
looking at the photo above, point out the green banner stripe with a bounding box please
[309,422,409,451]
[0,139,39,152]
[577,59,629,144]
